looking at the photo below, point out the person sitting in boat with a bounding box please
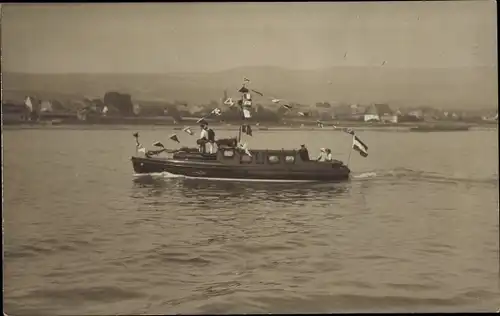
[317,148,333,162]
[298,144,310,161]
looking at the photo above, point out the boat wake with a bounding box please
[352,167,497,186]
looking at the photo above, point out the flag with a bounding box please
[183,126,193,135]
[25,96,34,112]
[137,146,146,154]
[197,117,208,125]
[133,132,139,138]
[282,104,292,110]
[153,141,164,148]
[298,111,310,117]
[239,142,252,156]
[169,134,180,143]
[343,127,355,135]
[251,89,263,96]
[352,135,368,157]
[272,98,281,104]
[242,124,253,136]
[243,77,250,83]
[224,98,235,106]
[243,108,252,119]
[211,108,222,116]
[238,86,249,93]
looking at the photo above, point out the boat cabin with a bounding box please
[216,147,305,166]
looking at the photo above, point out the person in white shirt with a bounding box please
[317,148,333,162]
[198,124,209,153]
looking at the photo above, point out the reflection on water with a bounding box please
[132,175,352,205]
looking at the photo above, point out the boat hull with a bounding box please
[131,156,350,182]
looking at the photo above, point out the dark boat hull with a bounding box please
[131,156,350,182]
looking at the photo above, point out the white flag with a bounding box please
[211,108,222,116]
[243,108,252,119]
[224,98,235,106]
[183,126,193,135]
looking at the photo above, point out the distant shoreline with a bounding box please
[3,120,497,132]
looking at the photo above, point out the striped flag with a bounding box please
[183,126,193,135]
[211,108,222,116]
[352,135,368,157]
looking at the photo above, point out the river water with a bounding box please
[3,126,499,314]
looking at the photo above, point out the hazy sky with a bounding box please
[1,2,497,73]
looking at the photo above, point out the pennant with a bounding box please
[251,89,263,96]
[343,128,355,135]
[169,134,180,143]
[243,108,252,119]
[242,124,253,136]
[298,112,310,117]
[239,142,252,157]
[183,126,193,135]
[211,108,222,116]
[153,141,164,148]
[238,86,249,93]
[133,132,139,138]
[282,104,292,110]
[352,135,368,157]
[224,98,235,106]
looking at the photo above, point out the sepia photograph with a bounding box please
[1,1,498,314]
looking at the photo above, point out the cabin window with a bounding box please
[223,150,235,158]
[240,154,252,163]
[284,155,295,164]
[255,152,264,164]
[268,155,280,164]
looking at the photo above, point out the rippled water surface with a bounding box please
[3,126,499,314]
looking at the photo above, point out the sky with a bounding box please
[1,2,497,73]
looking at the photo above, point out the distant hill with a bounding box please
[2,66,497,110]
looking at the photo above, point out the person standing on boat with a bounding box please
[198,124,209,153]
[206,126,216,154]
[298,144,310,161]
